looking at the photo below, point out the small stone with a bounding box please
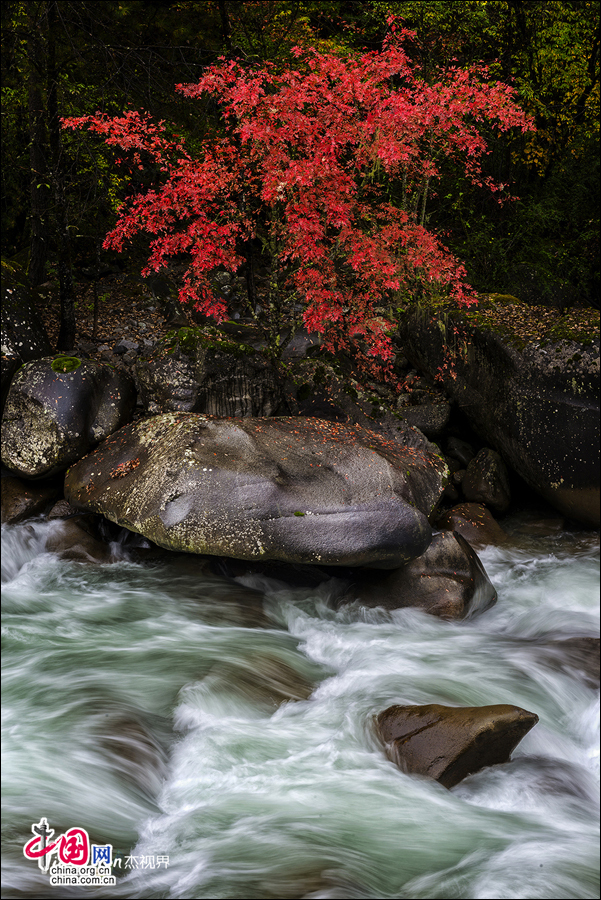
[462,448,511,514]
[434,503,508,546]
[113,339,139,354]
[375,703,539,788]
[48,499,80,519]
[1,476,61,524]
[446,437,475,468]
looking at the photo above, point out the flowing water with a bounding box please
[1,514,599,899]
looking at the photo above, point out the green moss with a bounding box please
[412,292,599,349]
[161,326,260,359]
[51,356,81,373]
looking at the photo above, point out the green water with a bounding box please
[1,519,599,899]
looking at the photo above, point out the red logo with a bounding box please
[24,819,90,871]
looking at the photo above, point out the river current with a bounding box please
[1,514,599,899]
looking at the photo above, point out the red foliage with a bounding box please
[62,22,532,373]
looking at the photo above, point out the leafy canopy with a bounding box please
[62,21,532,371]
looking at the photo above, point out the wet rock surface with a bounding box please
[376,703,539,788]
[1,356,136,478]
[64,413,448,567]
[1,476,62,525]
[43,515,113,563]
[343,531,497,619]
[433,502,508,547]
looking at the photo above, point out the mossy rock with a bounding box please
[162,326,259,360]
[51,356,82,374]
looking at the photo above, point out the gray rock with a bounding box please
[398,401,452,439]
[198,350,282,417]
[375,703,539,788]
[113,339,139,354]
[1,356,136,478]
[64,414,449,568]
[344,531,497,619]
[44,516,112,563]
[434,503,508,547]
[399,306,600,525]
[47,499,81,519]
[135,329,206,414]
[295,363,441,456]
[1,476,62,524]
[136,327,283,418]
[446,437,475,468]
[462,448,511,514]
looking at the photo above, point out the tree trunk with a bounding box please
[27,4,49,287]
[218,0,233,56]
[47,1,75,350]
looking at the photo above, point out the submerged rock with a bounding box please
[64,414,448,567]
[376,703,539,788]
[343,531,497,619]
[536,637,600,690]
[95,708,169,803]
[204,652,315,710]
[1,356,136,478]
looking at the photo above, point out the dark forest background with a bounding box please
[2,1,599,319]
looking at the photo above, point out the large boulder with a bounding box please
[64,414,449,567]
[1,356,136,478]
[343,531,497,619]
[135,327,282,417]
[375,703,539,788]
[399,300,600,526]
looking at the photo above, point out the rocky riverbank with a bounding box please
[2,267,599,788]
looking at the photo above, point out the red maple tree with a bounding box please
[62,22,532,375]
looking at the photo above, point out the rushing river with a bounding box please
[1,514,599,900]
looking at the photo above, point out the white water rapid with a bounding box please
[1,515,599,899]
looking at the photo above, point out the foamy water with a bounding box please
[2,518,599,899]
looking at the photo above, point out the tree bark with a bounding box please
[27,3,49,287]
[47,0,75,349]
